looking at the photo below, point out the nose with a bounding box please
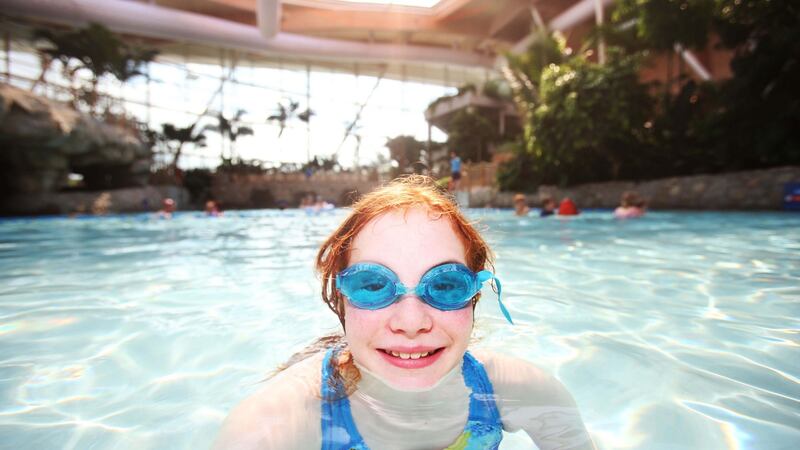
[387,295,433,337]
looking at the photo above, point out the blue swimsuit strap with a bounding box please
[320,349,502,450]
[461,351,502,427]
[320,349,366,449]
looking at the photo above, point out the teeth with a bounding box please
[388,350,431,359]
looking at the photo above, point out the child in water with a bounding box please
[214,176,594,450]
[614,191,646,219]
[513,193,531,216]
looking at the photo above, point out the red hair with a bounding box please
[315,175,494,328]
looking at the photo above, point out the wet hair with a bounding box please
[621,191,646,208]
[315,174,494,330]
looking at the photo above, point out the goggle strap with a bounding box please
[477,271,513,325]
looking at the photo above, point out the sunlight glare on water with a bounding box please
[0,210,798,449]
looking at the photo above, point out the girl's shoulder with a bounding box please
[212,352,325,450]
[470,350,595,448]
[469,349,578,408]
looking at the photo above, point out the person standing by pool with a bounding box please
[449,151,462,191]
[213,176,594,450]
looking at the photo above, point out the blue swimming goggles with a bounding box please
[336,262,513,324]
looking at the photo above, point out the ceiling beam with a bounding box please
[256,0,280,38]
[207,0,256,12]
[432,0,474,20]
[487,0,528,37]
[1,0,493,68]
[281,7,443,33]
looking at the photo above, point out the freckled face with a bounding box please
[343,208,473,390]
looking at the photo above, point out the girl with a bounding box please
[214,176,594,450]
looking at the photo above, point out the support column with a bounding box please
[4,32,10,83]
[306,63,311,162]
[219,49,227,161]
[594,0,606,64]
[427,122,432,176]
[145,62,151,126]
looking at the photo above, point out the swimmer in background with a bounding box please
[558,198,580,216]
[540,197,557,217]
[614,191,647,219]
[300,194,315,209]
[205,200,223,217]
[157,198,175,219]
[214,176,595,450]
[513,193,531,216]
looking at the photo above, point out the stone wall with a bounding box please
[0,84,151,194]
[0,185,189,216]
[211,171,380,208]
[482,166,800,210]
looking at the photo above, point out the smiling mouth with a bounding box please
[379,348,444,360]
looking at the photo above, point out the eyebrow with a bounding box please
[350,259,467,273]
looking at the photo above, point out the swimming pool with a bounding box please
[1,210,798,449]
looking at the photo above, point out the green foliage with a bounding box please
[302,156,340,174]
[706,0,800,169]
[205,110,254,162]
[206,110,254,143]
[158,123,207,170]
[35,23,157,81]
[480,79,511,101]
[532,52,654,183]
[496,140,539,192]
[500,0,799,191]
[182,168,214,203]
[34,23,157,111]
[500,45,654,189]
[613,0,715,51]
[267,100,313,137]
[385,135,425,172]
[446,110,498,163]
[217,158,266,175]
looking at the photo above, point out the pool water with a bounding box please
[0,210,798,449]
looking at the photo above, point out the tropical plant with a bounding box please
[33,23,158,113]
[158,123,207,172]
[205,110,254,161]
[301,155,340,175]
[531,52,654,183]
[611,0,715,97]
[499,33,655,189]
[182,168,214,204]
[501,30,570,152]
[704,0,800,169]
[445,110,498,163]
[385,135,426,174]
[267,100,313,137]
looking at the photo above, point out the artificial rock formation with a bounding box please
[0,83,151,194]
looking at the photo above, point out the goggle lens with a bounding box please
[340,267,396,308]
[422,267,473,309]
[336,262,513,324]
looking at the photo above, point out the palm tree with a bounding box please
[267,100,313,137]
[205,109,254,162]
[33,23,157,113]
[159,123,207,173]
